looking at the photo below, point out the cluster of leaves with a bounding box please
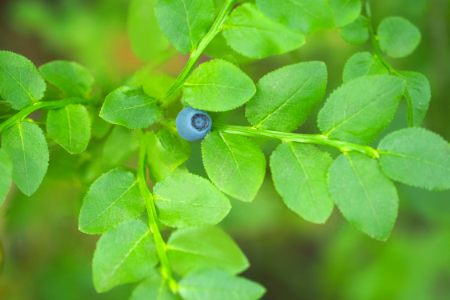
[1,0,449,299]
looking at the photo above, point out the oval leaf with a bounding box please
[398,71,431,127]
[131,271,181,300]
[102,126,139,166]
[329,0,361,27]
[377,16,421,58]
[342,52,388,83]
[339,15,369,45]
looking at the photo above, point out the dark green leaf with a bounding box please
[246,61,327,132]
[339,15,369,45]
[342,52,388,83]
[0,149,12,204]
[377,16,421,58]
[130,271,181,300]
[378,128,450,191]
[102,126,139,166]
[202,132,265,202]
[0,101,12,114]
[329,0,361,27]
[398,71,431,127]
[2,122,49,196]
[328,153,399,241]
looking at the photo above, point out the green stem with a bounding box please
[137,135,178,293]
[160,0,238,103]
[0,98,89,133]
[213,124,380,159]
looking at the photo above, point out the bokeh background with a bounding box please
[1,0,450,299]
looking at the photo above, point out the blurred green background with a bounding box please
[1,0,450,299]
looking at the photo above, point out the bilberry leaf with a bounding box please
[88,106,112,139]
[0,149,12,204]
[0,101,13,114]
[328,153,399,241]
[342,52,388,83]
[339,15,369,45]
[398,71,431,127]
[130,271,181,300]
[329,0,361,27]
[377,16,421,58]
[102,126,139,166]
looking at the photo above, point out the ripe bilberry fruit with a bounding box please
[176,107,212,141]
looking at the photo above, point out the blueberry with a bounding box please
[176,107,212,141]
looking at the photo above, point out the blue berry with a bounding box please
[176,107,212,141]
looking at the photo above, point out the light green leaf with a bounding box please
[246,61,327,132]
[329,0,361,27]
[0,101,12,114]
[46,104,91,154]
[318,75,406,145]
[256,0,334,34]
[0,51,46,110]
[205,34,254,64]
[130,271,181,300]
[128,0,170,61]
[183,59,256,112]
[0,149,12,204]
[153,173,231,228]
[202,132,265,202]
[378,128,450,191]
[328,153,399,241]
[100,86,162,129]
[2,122,49,196]
[397,71,431,127]
[78,168,145,234]
[126,67,177,100]
[342,52,389,83]
[154,0,214,54]
[167,226,249,276]
[93,219,158,293]
[377,16,421,58]
[103,126,139,166]
[39,61,95,98]
[179,268,266,300]
[339,15,369,45]
[270,143,334,224]
[222,4,305,59]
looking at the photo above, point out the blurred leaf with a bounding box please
[125,68,177,99]
[154,0,214,54]
[183,59,256,112]
[130,271,181,300]
[79,168,145,234]
[88,106,112,139]
[318,75,405,145]
[0,101,13,114]
[100,86,161,129]
[329,0,361,27]
[397,71,431,127]
[246,61,327,132]
[128,0,170,61]
[0,149,12,204]
[223,4,305,59]
[47,104,91,154]
[102,126,139,166]
[202,132,265,202]
[93,219,158,293]
[153,173,231,228]
[270,143,334,224]
[179,268,266,300]
[377,16,421,58]
[328,153,399,241]
[2,122,49,196]
[342,52,389,83]
[378,128,450,191]
[0,51,46,110]
[204,34,254,64]
[39,61,95,98]
[256,0,334,34]
[339,15,369,45]
[167,226,249,276]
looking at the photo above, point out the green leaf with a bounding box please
[246,61,327,132]
[270,143,334,224]
[222,4,305,59]
[78,168,145,234]
[183,59,256,112]
[130,271,181,300]
[256,0,334,34]
[128,0,170,61]
[92,219,158,293]
[39,61,95,98]
[329,0,361,27]
[154,0,214,54]
[205,34,254,64]
[0,51,46,110]
[342,52,389,83]
[397,71,431,127]
[328,153,399,241]
[126,68,177,100]
[377,16,421,58]
[339,15,369,45]
[167,226,249,276]
[0,149,12,204]
[103,126,139,166]
[378,128,450,191]
[46,104,91,154]
[0,101,12,114]
[88,106,112,139]
[318,75,406,145]
[2,122,49,196]
[202,132,265,202]
[100,86,162,129]
[153,173,231,228]
[179,268,266,300]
